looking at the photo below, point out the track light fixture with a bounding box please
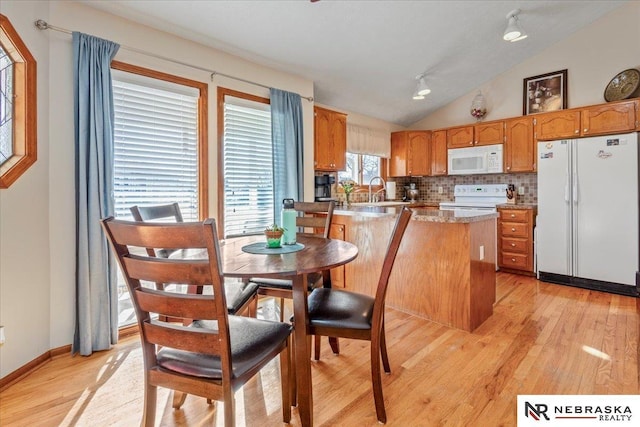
[503,9,527,42]
[413,73,430,100]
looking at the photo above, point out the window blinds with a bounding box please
[112,78,199,221]
[223,97,273,238]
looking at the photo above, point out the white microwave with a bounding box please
[448,144,503,175]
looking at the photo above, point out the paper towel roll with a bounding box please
[386,181,396,200]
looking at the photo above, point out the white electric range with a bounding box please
[439,184,509,212]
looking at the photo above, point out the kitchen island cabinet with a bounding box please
[333,207,497,331]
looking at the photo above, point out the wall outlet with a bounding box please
[479,245,485,260]
[438,186,443,194]
[518,186,525,195]
[0,326,5,345]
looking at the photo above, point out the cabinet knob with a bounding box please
[511,243,516,247]
[507,166,511,170]
[511,227,516,232]
[510,214,515,218]
[584,128,588,132]
[469,141,473,146]
[574,129,579,134]
[511,258,516,262]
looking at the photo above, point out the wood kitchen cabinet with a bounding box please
[497,207,536,275]
[534,110,581,140]
[314,106,347,171]
[504,117,536,173]
[447,120,504,148]
[581,99,638,136]
[431,129,447,176]
[329,222,346,288]
[389,131,431,177]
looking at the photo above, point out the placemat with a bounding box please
[241,242,305,255]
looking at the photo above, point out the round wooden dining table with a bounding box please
[220,234,358,427]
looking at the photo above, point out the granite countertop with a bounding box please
[334,203,497,223]
[496,203,538,210]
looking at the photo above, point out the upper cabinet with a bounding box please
[389,131,431,177]
[314,106,347,171]
[447,120,504,148]
[534,110,582,140]
[581,99,638,137]
[431,130,447,176]
[535,99,640,141]
[504,117,535,173]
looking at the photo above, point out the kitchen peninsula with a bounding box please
[332,206,497,331]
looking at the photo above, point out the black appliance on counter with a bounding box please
[314,174,335,201]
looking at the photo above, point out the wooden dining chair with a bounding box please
[101,217,292,427]
[305,206,412,424]
[130,204,258,317]
[250,200,336,320]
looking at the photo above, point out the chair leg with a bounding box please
[172,391,188,409]
[142,382,157,427]
[224,392,236,427]
[314,335,321,360]
[329,336,340,355]
[290,334,297,407]
[380,323,391,374]
[279,343,292,423]
[371,338,387,424]
[279,297,285,322]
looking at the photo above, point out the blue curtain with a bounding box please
[270,88,304,222]
[72,32,120,356]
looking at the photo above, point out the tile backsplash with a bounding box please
[391,173,538,204]
[316,171,538,205]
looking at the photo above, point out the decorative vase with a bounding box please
[345,192,351,206]
[264,230,283,248]
[470,90,487,121]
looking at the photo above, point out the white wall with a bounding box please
[0,1,51,377]
[411,2,640,129]
[1,0,318,378]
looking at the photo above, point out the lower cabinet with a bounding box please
[329,222,346,288]
[497,207,536,275]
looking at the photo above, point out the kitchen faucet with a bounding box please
[368,176,386,203]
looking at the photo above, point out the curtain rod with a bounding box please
[34,19,314,102]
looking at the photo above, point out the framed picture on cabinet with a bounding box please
[523,69,567,115]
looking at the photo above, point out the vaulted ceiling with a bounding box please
[80,1,628,126]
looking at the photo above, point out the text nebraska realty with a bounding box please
[528,403,633,422]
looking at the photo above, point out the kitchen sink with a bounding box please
[349,201,412,207]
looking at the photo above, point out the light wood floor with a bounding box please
[1,273,638,426]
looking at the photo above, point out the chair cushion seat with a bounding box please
[156,316,291,380]
[225,281,259,314]
[307,288,375,330]
[250,275,321,292]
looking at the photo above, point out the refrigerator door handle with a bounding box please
[572,172,578,204]
[564,172,570,203]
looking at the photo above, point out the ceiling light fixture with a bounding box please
[503,9,528,42]
[413,73,430,100]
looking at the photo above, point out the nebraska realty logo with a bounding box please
[518,395,638,426]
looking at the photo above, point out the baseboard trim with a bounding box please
[539,272,640,297]
[0,344,70,392]
[0,325,140,392]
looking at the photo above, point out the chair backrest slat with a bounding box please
[124,256,211,287]
[107,220,207,251]
[293,200,335,238]
[135,288,222,321]
[130,202,184,223]
[143,321,222,355]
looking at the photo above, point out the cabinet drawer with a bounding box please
[500,222,528,238]
[499,209,528,222]
[500,237,529,254]
[500,253,529,269]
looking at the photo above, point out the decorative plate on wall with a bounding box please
[604,68,640,102]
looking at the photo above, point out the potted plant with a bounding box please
[264,223,285,248]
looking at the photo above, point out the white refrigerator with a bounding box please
[536,132,639,294]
